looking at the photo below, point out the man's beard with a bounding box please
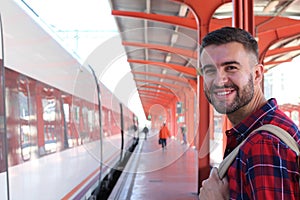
[204,75,254,114]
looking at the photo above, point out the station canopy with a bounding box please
[109,0,300,115]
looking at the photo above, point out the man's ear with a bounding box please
[254,63,264,84]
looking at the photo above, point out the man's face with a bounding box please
[200,42,254,114]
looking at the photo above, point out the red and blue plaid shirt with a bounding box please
[225,98,300,199]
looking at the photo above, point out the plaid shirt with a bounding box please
[225,98,300,199]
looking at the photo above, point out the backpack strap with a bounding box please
[218,124,300,179]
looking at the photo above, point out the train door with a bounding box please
[61,95,70,149]
[17,76,32,161]
[40,87,63,154]
[34,83,64,155]
[70,101,81,147]
[4,70,39,165]
[81,105,89,143]
[42,97,57,153]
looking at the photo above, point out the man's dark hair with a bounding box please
[200,27,259,60]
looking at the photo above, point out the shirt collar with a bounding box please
[226,98,278,142]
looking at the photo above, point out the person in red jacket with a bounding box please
[159,122,170,149]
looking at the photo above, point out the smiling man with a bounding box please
[199,27,300,200]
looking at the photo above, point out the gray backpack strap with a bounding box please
[218,124,300,179]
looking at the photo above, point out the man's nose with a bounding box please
[214,70,228,86]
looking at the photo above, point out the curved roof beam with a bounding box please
[136,84,173,94]
[265,46,300,57]
[123,41,197,59]
[256,16,300,32]
[129,59,197,76]
[140,97,171,106]
[258,23,300,62]
[119,15,299,70]
[112,10,197,29]
[133,71,191,83]
[140,94,174,103]
[138,89,175,98]
[134,78,182,90]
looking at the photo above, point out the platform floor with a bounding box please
[109,131,199,200]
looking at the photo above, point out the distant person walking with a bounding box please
[142,125,149,140]
[159,122,170,150]
[180,124,187,144]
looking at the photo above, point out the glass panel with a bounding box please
[63,103,69,123]
[18,84,31,161]
[42,98,57,153]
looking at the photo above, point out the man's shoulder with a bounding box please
[242,123,300,151]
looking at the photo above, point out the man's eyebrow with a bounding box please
[221,61,241,66]
[201,61,241,73]
[202,61,240,69]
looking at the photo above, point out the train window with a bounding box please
[18,93,29,119]
[18,87,31,161]
[73,106,80,124]
[108,110,111,123]
[88,110,95,131]
[42,99,56,121]
[94,110,99,127]
[80,106,89,142]
[63,104,70,123]
[66,104,79,148]
[94,111,100,139]
[82,106,89,131]
[42,99,57,153]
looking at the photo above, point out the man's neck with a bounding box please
[227,93,267,126]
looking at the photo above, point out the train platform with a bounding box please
[109,130,199,200]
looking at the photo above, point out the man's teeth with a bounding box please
[217,91,231,96]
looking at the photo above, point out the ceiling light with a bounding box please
[263,0,279,13]
[179,5,188,17]
[171,33,178,44]
[165,54,171,62]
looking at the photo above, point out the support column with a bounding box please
[173,0,233,193]
[178,0,221,193]
[198,76,210,192]
[233,0,255,35]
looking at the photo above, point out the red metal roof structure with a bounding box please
[108,0,300,190]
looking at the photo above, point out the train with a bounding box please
[0,0,139,199]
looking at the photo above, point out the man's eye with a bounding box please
[203,68,216,75]
[226,66,237,71]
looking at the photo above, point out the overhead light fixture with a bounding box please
[179,5,188,17]
[165,54,171,62]
[171,33,178,44]
[263,0,279,13]
[162,69,167,74]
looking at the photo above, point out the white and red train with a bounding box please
[0,1,138,199]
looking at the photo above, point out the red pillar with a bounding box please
[233,0,255,35]
[198,76,210,189]
[178,0,223,193]
[173,0,235,192]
